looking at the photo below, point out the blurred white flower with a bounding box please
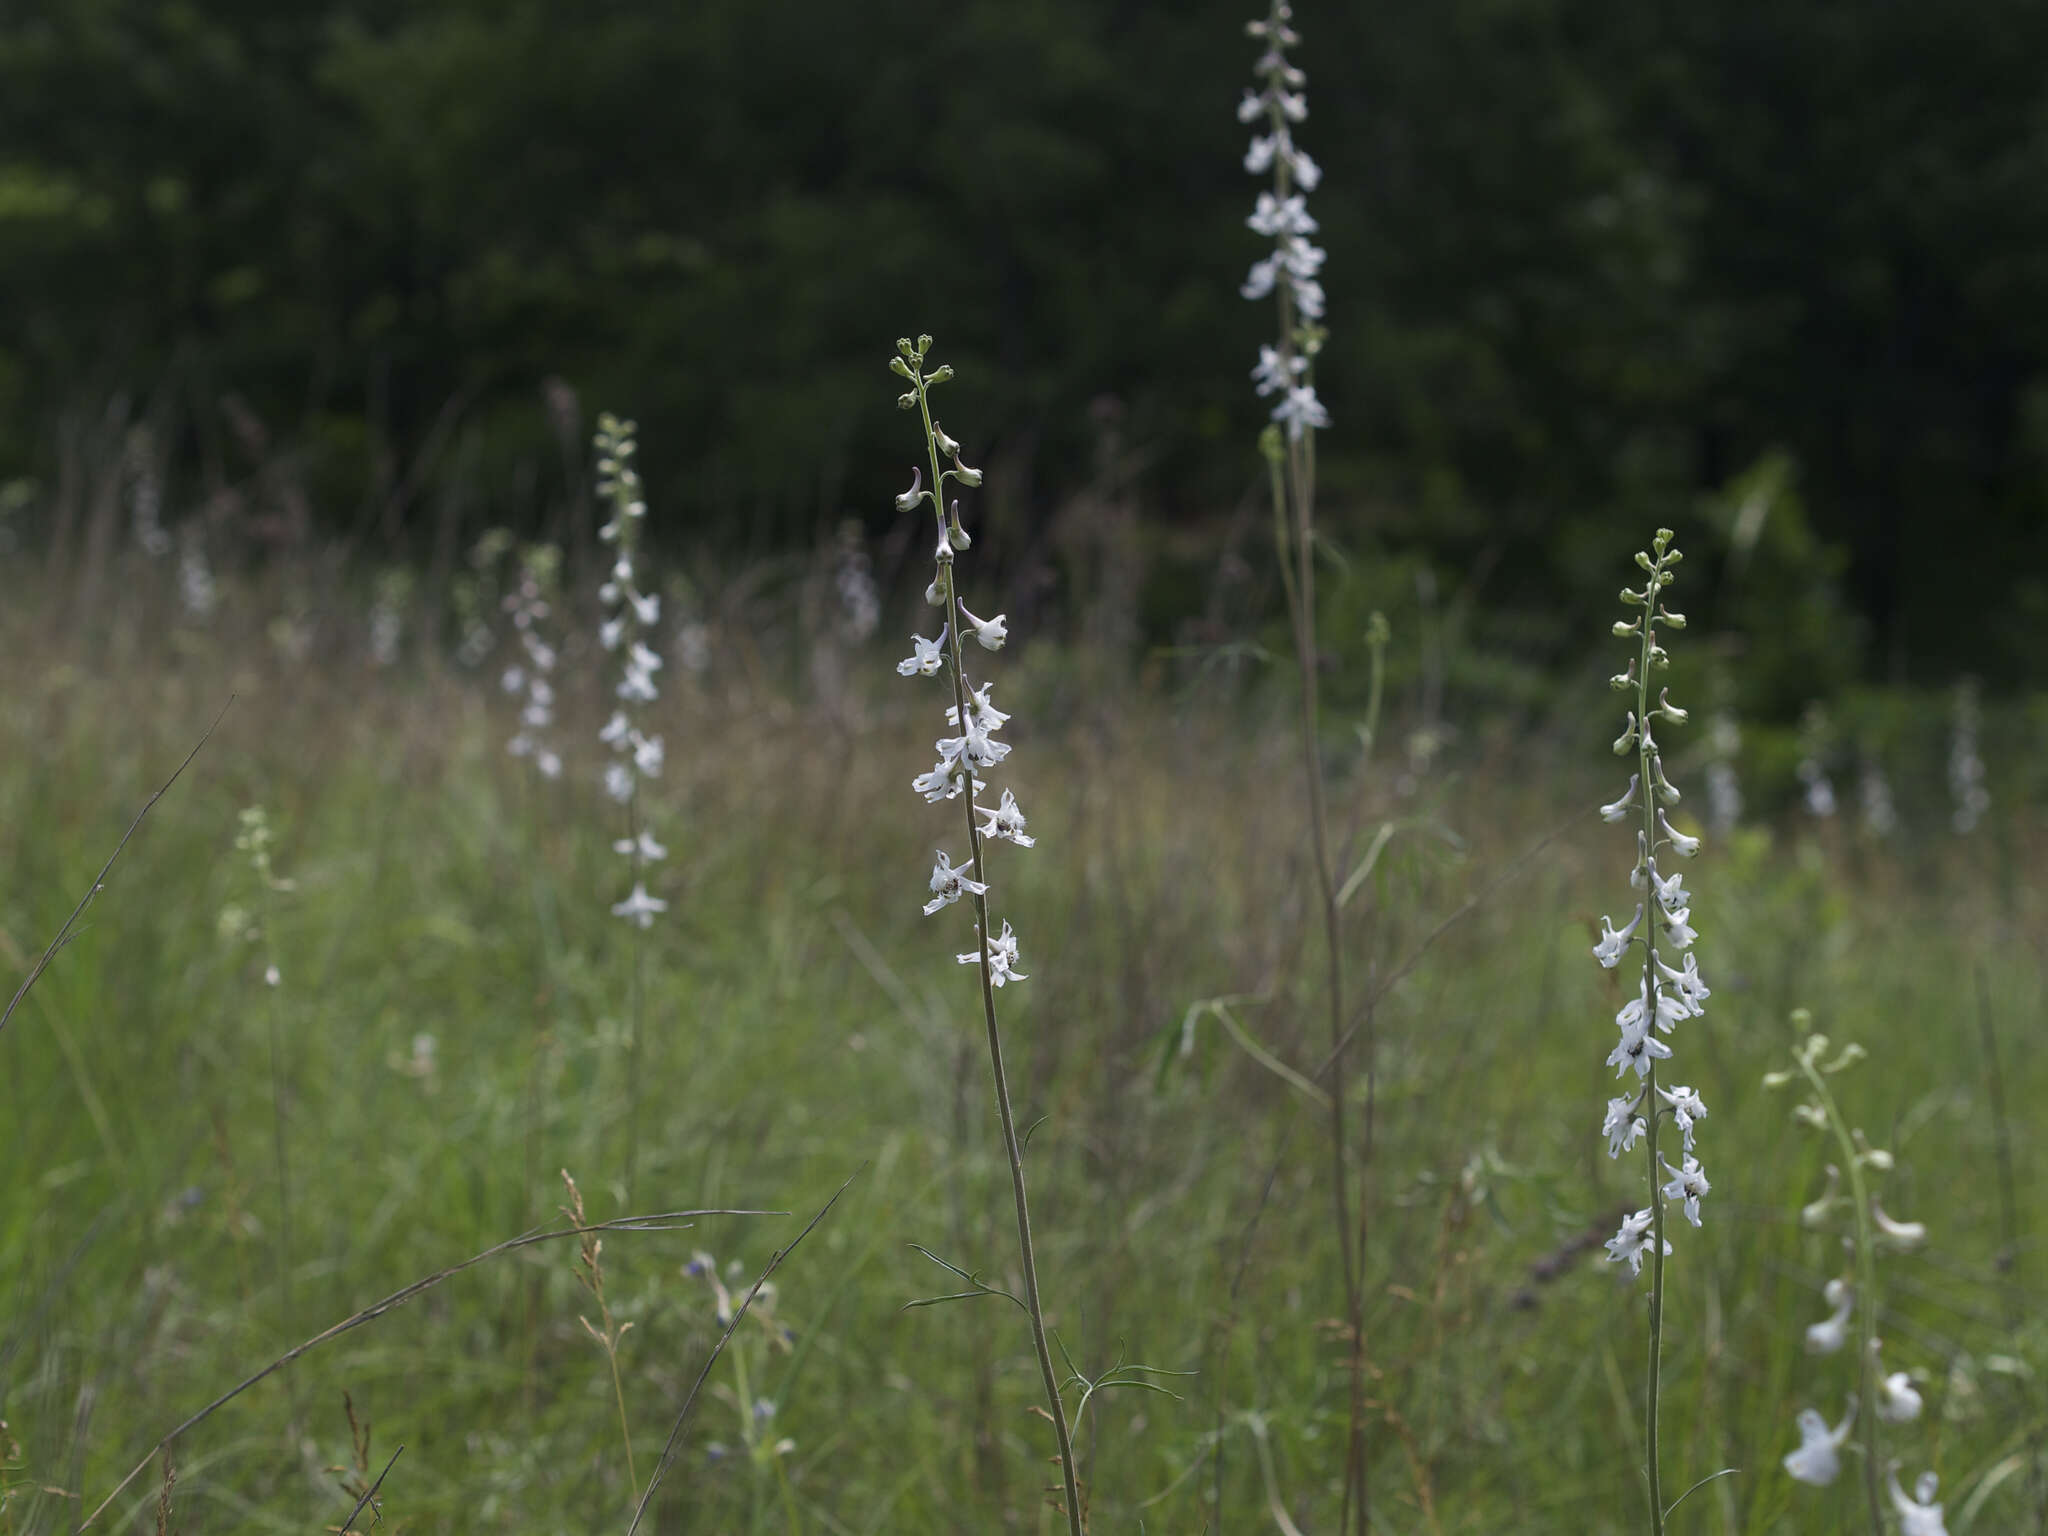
[1805,1278,1853,1355]
[1783,1400,1856,1486]
[611,883,667,929]
[1889,1468,1948,1536]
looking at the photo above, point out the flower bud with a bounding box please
[1619,586,1647,606]
[916,333,933,354]
[947,499,971,550]
[1654,687,1689,725]
[890,355,915,381]
[1613,711,1639,756]
[897,392,918,410]
[932,423,961,457]
[1610,660,1638,692]
[949,456,983,488]
[1613,619,1641,637]
[896,337,915,357]
[1636,551,1656,573]
[925,364,955,385]
[1659,607,1687,629]
[894,467,925,512]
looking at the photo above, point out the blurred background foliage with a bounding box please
[3,0,2047,695]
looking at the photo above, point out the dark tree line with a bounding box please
[2,0,2043,683]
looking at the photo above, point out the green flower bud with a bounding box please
[1259,423,1285,463]
[947,499,971,550]
[1653,688,1689,725]
[949,456,983,488]
[1613,711,1639,756]
[1659,608,1687,629]
[1613,619,1641,638]
[1635,551,1656,573]
[1620,586,1647,606]
[924,364,955,385]
[1365,611,1390,648]
[897,392,918,411]
[932,422,961,457]
[889,355,916,381]
[916,333,933,355]
[896,337,915,357]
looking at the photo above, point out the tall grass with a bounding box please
[0,559,2041,1532]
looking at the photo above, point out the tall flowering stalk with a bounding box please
[1594,529,1713,1534]
[887,334,1080,1536]
[594,413,667,1194]
[502,544,564,781]
[1768,1015,1944,1535]
[1238,6,1365,1528]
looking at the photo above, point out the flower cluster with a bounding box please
[1239,0,1328,442]
[594,413,667,928]
[1595,530,1713,1277]
[889,337,1033,986]
[1769,1020,1942,1529]
[501,544,564,781]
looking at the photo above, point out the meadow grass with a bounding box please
[0,582,2042,1535]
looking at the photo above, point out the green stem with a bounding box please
[914,367,1086,1536]
[1796,1052,1885,1536]
[1633,565,1666,1536]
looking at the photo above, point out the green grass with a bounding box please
[1,597,2041,1535]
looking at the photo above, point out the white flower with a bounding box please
[1278,234,1324,278]
[1871,1201,1927,1252]
[1592,905,1642,968]
[618,658,660,703]
[1599,774,1639,822]
[1607,1013,1672,1080]
[629,588,660,627]
[1251,344,1306,398]
[600,617,626,652]
[958,919,1027,986]
[502,666,526,694]
[1244,132,1280,174]
[1289,275,1327,321]
[1659,809,1701,857]
[1875,1351,1923,1424]
[1805,1278,1853,1355]
[1656,953,1710,1016]
[536,750,563,780]
[1889,1468,1948,1536]
[1248,191,1317,238]
[1783,1400,1856,1486]
[897,627,948,677]
[613,828,668,863]
[1662,906,1698,950]
[604,762,635,804]
[628,640,662,677]
[1661,1154,1710,1226]
[977,788,1035,847]
[1648,863,1688,915]
[631,730,665,778]
[1287,145,1322,191]
[1658,1084,1708,1149]
[1602,1092,1645,1158]
[600,710,631,747]
[958,603,1008,651]
[1240,255,1280,301]
[1603,1207,1668,1276]
[923,850,990,916]
[1272,384,1329,441]
[1237,87,1265,124]
[264,964,281,987]
[1800,1164,1842,1229]
[946,682,1010,735]
[611,882,667,928]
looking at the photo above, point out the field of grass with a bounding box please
[1,578,2042,1535]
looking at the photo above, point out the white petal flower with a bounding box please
[600,617,625,652]
[1599,774,1640,823]
[1278,234,1324,278]
[1875,1349,1923,1424]
[600,710,632,746]
[946,682,1010,735]
[1286,145,1322,191]
[897,626,949,677]
[958,603,1008,651]
[613,828,668,863]
[1289,275,1326,320]
[1592,905,1642,969]
[1607,1014,1673,1080]
[977,787,1035,848]
[1272,384,1329,441]
[1660,1154,1710,1226]
[611,881,667,929]
[1656,953,1710,1016]
[617,662,659,703]
[632,730,665,778]
[922,849,990,916]
[536,750,563,780]
[1240,255,1280,301]
[1872,1201,1927,1252]
[1237,87,1265,124]
[1662,906,1698,950]
[1657,1084,1708,1149]
[1251,344,1306,398]
[958,919,1027,986]
[1649,863,1688,915]
[1783,1400,1857,1486]
[502,666,526,695]
[1602,1092,1645,1158]
[1244,132,1280,175]
[1659,809,1701,857]
[1889,1468,1948,1536]
[1805,1278,1853,1355]
[629,588,660,626]
[1603,1207,1668,1275]
[604,761,635,804]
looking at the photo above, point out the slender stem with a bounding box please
[1633,569,1666,1536]
[623,781,646,1203]
[1263,89,1366,1536]
[607,1342,639,1490]
[1797,1053,1885,1536]
[915,372,1085,1536]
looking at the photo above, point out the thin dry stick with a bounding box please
[335,1444,404,1535]
[2,699,231,1037]
[82,1206,772,1527]
[628,1172,858,1536]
